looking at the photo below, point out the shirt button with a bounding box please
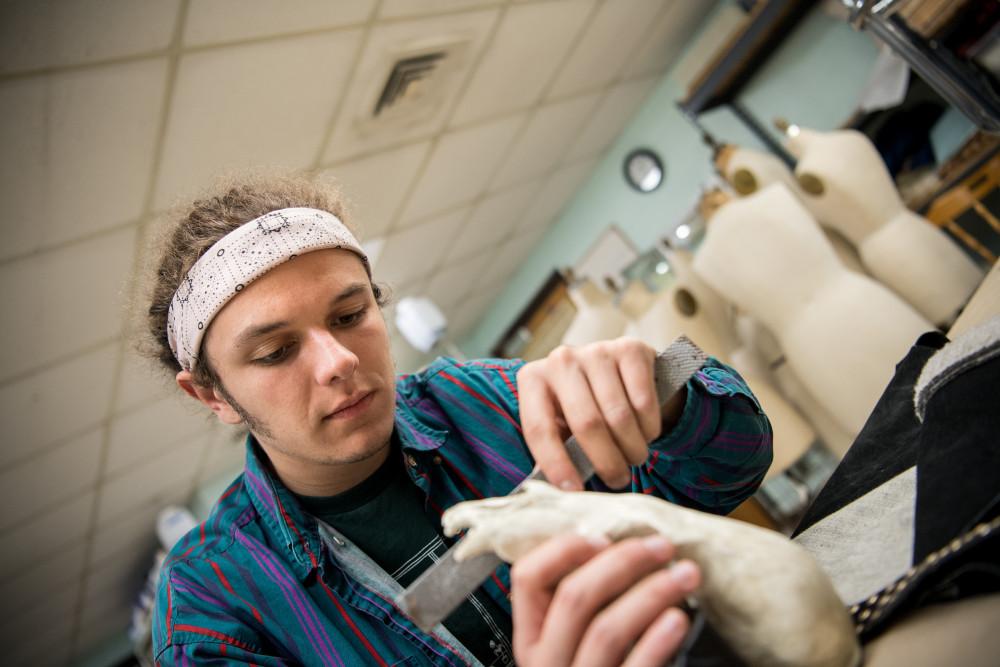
[406,454,418,468]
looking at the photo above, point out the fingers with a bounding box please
[531,536,678,665]
[550,354,631,489]
[579,350,649,471]
[616,342,662,442]
[621,608,691,667]
[511,534,611,658]
[518,365,585,490]
[573,560,700,667]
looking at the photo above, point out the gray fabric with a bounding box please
[794,466,916,605]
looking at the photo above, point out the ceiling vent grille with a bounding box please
[374,52,447,116]
[352,36,472,136]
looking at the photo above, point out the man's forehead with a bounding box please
[204,249,371,344]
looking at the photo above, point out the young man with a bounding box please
[147,174,772,666]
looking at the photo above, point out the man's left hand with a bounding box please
[516,338,685,490]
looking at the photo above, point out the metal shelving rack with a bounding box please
[844,0,1000,133]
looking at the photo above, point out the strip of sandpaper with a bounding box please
[396,336,707,631]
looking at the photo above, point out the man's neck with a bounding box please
[260,438,393,497]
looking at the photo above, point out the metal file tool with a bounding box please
[396,336,708,632]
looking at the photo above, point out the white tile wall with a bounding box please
[184,0,375,46]
[424,247,495,309]
[155,31,363,209]
[96,434,209,527]
[445,179,542,261]
[105,394,214,477]
[0,541,87,620]
[546,0,665,98]
[0,0,179,74]
[619,1,712,79]
[401,114,524,221]
[0,226,136,381]
[89,501,166,569]
[478,225,550,291]
[490,92,600,190]
[323,141,432,239]
[517,157,598,232]
[0,491,94,579]
[0,343,116,466]
[450,0,596,125]
[0,428,102,533]
[564,76,659,161]
[0,60,167,261]
[374,206,471,285]
[114,348,174,416]
[1,581,80,665]
[323,10,499,162]
[380,0,500,19]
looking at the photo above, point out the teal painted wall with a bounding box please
[461,5,880,358]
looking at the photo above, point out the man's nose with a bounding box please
[307,329,359,384]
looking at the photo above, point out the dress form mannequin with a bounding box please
[693,183,932,435]
[624,263,813,478]
[560,277,628,346]
[715,144,868,276]
[781,125,983,325]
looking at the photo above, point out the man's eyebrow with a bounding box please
[234,283,371,348]
[331,283,369,305]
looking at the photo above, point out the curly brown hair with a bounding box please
[141,169,387,387]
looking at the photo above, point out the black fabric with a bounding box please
[793,330,947,536]
[298,437,514,666]
[914,356,1000,562]
[791,328,1000,643]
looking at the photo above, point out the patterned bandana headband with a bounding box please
[167,207,370,372]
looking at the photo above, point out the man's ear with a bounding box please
[176,370,243,425]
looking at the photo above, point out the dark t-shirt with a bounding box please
[298,439,514,667]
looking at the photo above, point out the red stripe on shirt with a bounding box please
[442,457,484,499]
[210,560,263,623]
[318,581,389,667]
[490,572,509,596]
[173,624,258,652]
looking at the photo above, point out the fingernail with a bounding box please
[559,479,579,491]
[586,534,611,549]
[642,535,673,559]
[670,560,699,591]
[659,609,684,638]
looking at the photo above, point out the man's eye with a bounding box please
[336,308,366,326]
[255,344,293,365]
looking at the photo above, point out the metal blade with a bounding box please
[396,336,707,631]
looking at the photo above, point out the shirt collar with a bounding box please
[243,437,325,581]
[393,392,449,452]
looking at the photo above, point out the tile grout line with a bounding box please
[374,2,512,244]
[425,0,606,291]
[306,0,383,175]
[67,0,193,659]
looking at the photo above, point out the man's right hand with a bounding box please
[510,534,700,666]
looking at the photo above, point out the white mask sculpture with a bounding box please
[443,480,862,667]
[693,183,931,435]
[784,127,983,325]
